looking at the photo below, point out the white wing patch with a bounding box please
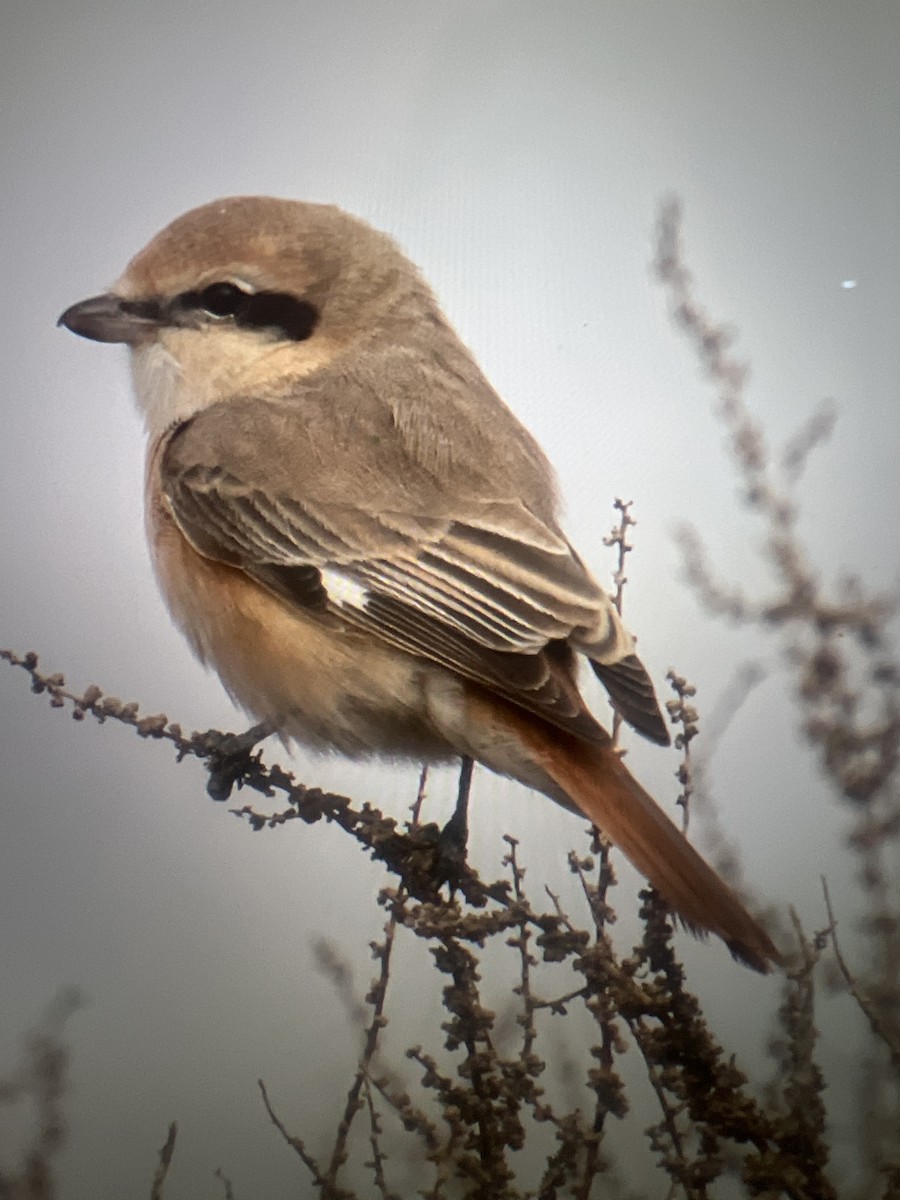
[320,567,370,612]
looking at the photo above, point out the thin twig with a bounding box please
[149,1123,178,1200]
[258,1080,338,1194]
[821,879,900,1068]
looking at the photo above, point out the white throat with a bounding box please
[129,341,210,440]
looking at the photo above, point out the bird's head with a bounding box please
[59,196,433,436]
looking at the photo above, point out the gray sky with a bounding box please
[2,2,898,1196]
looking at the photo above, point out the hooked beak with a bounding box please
[58,293,163,345]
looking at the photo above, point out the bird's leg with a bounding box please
[439,755,474,860]
[201,719,279,801]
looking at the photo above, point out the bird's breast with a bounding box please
[143,445,456,761]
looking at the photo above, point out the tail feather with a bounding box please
[509,714,781,972]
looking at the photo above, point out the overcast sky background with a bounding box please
[2,3,898,1197]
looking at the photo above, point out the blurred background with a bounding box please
[1,2,897,1196]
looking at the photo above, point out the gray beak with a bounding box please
[58,293,162,345]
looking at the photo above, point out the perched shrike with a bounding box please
[59,197,779,971]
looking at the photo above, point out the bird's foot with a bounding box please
[199,720,277,801]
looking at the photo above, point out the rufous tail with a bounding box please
[508,712,781,972]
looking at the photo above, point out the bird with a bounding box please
[58,196,780,971]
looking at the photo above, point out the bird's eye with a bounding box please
[171,281,317,341]
[197,282,249,318]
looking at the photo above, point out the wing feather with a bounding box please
[159,377,667,742]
